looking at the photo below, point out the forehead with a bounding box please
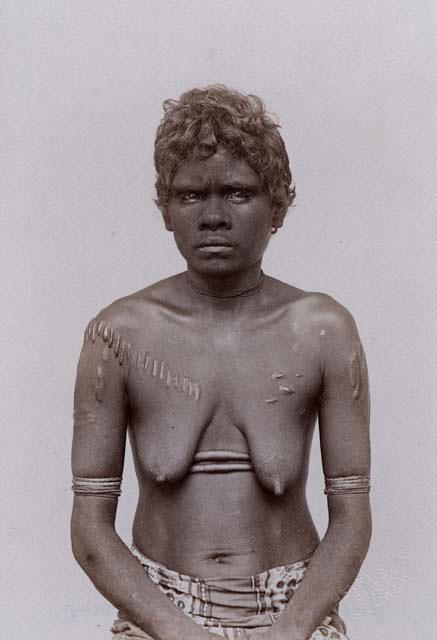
[171,146,262,189]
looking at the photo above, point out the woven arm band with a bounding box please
[72,476,122,497]
[324,475,371,495]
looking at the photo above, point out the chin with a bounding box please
[190,257,243,276]
[193,264,235,278]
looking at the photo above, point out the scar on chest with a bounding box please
[134,350,200,401]
[85,319,201,402]
[265,372,297,404]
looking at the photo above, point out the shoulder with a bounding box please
[296,291,359,341]
[88,274,183,335]
[296,293,365,378]
[266,277,358,338]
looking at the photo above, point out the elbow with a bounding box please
[70,511,102,571]
[70,505,118,573]
[71,523,95,570]
[328,499,372,557]
[362,510,372,558]
[355,499,372,551]
[352,516,372,575]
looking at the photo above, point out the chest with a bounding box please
[125,322,321,490]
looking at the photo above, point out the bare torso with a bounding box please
[110,274,326,577]
[72,138,371,640]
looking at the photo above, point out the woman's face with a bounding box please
[164,146,275,278]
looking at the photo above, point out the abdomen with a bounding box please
[132,468,320,578]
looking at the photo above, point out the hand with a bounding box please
[111,618,222,640]
[246,627,304,640]
[111,618,154,639]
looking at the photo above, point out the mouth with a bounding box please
[197,239,234,248]
[196,239,234,253]
[197,244,234,254]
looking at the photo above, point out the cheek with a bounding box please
[171,219,196,257]
[242,211,273,249]
[256,230,273,257]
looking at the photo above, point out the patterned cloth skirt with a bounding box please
[111,544,349,640]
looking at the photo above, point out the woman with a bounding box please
[71,85,371,640]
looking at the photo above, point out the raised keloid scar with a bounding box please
[134,350,201,401]
[94,364,105,403]
[265,372,297,404]
[85,319,201,402]
[86,319,131,365]
[349,345,367,400]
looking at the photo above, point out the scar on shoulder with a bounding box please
[85,319,131,366]
[349,345,368,400]
[94,364,105,403]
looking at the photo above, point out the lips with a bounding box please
[197,239,234,248]
[197,245,234,254]
[196,240,235,256]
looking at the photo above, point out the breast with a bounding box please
[219,379,318,496]
[128,401,217,484]
[247,423,312,496]
[126,335,319,492]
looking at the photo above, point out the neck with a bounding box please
[185,265,264,299]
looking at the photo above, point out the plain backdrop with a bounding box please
[2,2,436,639]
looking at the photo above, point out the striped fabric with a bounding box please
[111,545,349,640]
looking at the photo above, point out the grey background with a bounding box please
[3,1,436,638]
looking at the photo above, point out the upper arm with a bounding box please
[317,301,370,480]
[71,316,129,521]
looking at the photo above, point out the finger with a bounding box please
[123,632,154,639]
[112,632,154,640]
[111,620,131,632]
[123,622,153,638]
[112,621,153,639]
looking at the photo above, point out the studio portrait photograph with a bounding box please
[3,2,436,639]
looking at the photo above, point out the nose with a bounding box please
[198,196,232,231]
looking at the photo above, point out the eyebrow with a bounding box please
[221,180,260,190]
[171,178,261,193]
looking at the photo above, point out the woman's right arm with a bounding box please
[71,315,212,640]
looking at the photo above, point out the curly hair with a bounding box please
[154,85,296,228]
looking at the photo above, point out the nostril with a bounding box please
[199,217,231,231]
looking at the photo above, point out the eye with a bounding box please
[181,192,203,203]
[227,189,252,202]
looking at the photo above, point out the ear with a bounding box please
[272,208,286,231]
[161,209,173,231]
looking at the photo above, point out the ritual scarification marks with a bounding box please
[350,345,367,401]
[85,319,201,403]
[134,349,201,402]
[86,319,131,366]
[94,365,105,403]
[265,372,297,404]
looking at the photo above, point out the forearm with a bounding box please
[71,513,210,640]
[273,497,371,640]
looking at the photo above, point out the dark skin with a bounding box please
[71,146,371,640]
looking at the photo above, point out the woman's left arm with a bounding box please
[270,299,372,640]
